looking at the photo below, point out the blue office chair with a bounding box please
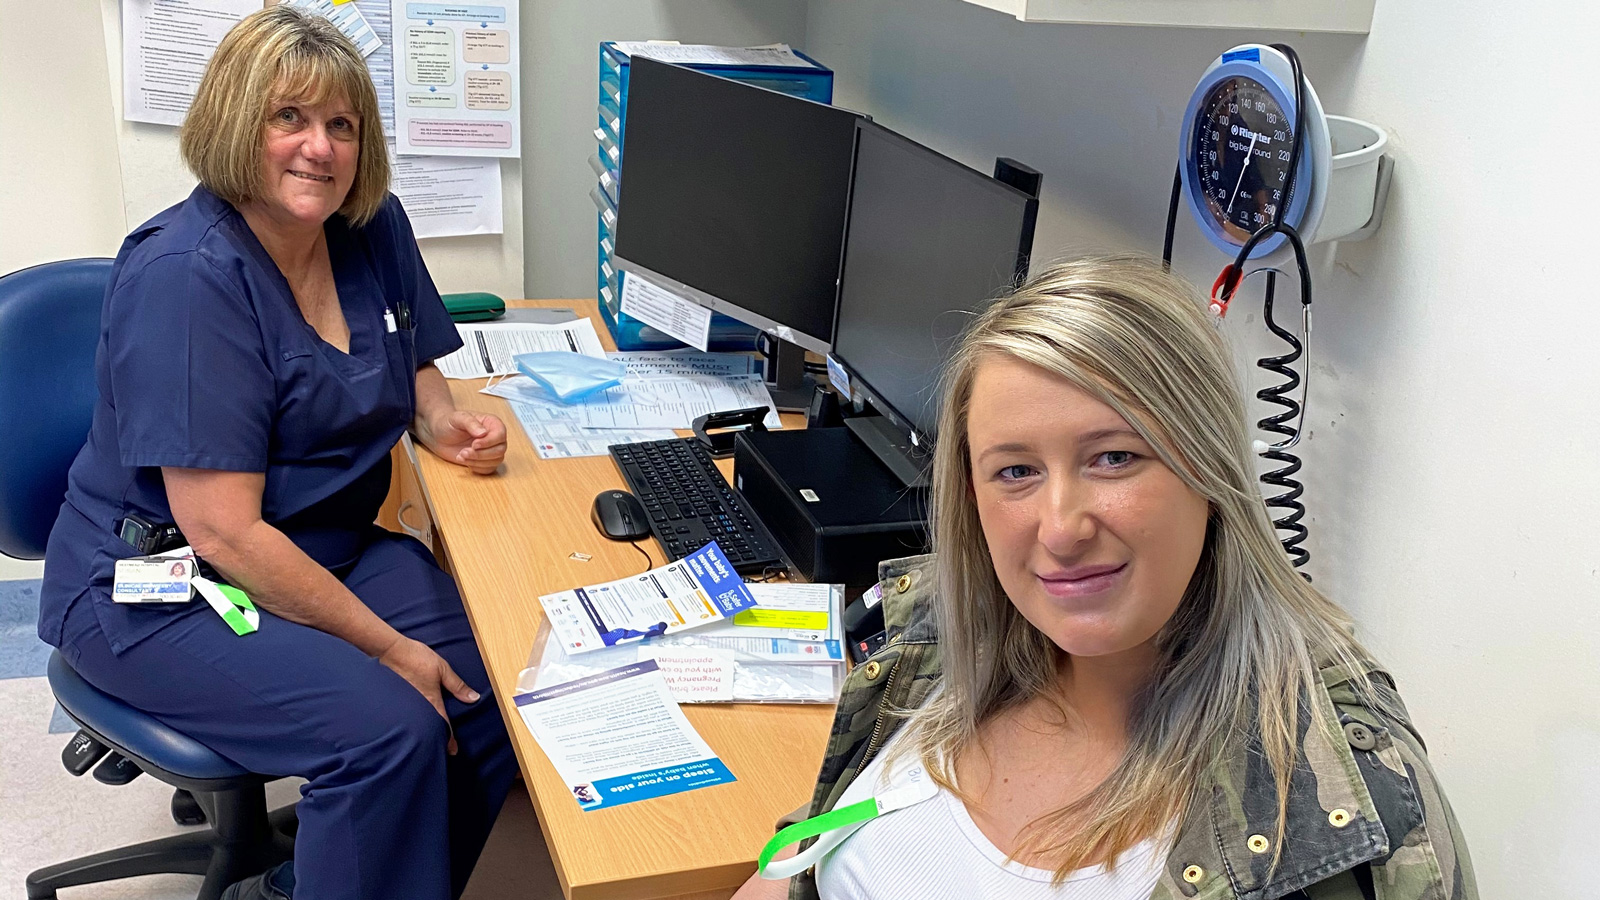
[0,259,294,899]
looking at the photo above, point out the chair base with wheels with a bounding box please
[26,652,296,900]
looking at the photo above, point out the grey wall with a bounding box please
[520,0,810,298]
[805,0,1600,895]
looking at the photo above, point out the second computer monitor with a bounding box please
[611,56,862,354]
[830,121,1038,484]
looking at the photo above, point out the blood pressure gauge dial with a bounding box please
[1181,44,1332,259]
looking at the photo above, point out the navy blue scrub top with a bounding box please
[38,186,462,654]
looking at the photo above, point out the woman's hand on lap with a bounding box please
[378,635,481,754]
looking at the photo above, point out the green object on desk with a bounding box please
[442,292,505,322]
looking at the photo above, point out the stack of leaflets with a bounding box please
[526,542,844,703]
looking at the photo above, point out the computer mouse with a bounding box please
[591,490,652,541]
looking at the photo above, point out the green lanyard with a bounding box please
[192,575,260,636]
[757,762,937,879]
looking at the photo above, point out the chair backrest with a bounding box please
[0,258,112,559]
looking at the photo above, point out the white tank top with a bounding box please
[814,728,1167,900]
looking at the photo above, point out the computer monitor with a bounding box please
[611,56,863,406]
[830,121,1039,487]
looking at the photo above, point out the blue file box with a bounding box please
[594,42,834,350]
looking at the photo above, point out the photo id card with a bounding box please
[112,556,195,604]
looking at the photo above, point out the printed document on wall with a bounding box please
[392,0,520,157]
[123,0,258,125]
[353,0,396,135]
[284,0,382,57]
[388,141,502,238]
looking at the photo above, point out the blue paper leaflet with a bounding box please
[684,542,757,616]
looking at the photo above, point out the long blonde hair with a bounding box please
[180,5,390,226]
[902,256,1375,877]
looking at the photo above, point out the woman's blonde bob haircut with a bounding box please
[898,256,1376,879]
[180,5,389,226]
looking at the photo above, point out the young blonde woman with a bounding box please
[736,258,1473,900]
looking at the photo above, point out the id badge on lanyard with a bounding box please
[111,547,260,636]
[757,758,938,879]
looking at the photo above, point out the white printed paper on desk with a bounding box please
[607,351,758,379]
[504,409,676,460]
[482,372,781,431]
[524,584,847,704]
[514,659,735,811]
[577,374,781,431]
[480,378,675,458]
[731,583,836,642]
[435,318,605,379]
[638,647,735,702]
[675,583,845,663]
[539,543,757,654]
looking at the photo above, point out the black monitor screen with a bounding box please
[831,122,1036,438]
[612,56,861,350]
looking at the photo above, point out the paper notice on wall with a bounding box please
[122,0,258,126]
[388,142,502,238]
[352,0,395,135]
[609,42,816,68]
[620,276,712,352]
[285,0,381,56]
[392,0,520,156]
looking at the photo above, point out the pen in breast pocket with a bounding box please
[384,309,398,333]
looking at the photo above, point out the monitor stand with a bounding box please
[765,338,820,413]
[844,415,931,489]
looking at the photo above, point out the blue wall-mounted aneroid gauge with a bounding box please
[1180,44,1332,259]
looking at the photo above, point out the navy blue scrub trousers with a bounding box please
[55,528,518,900]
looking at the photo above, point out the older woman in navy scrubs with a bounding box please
[37,7,516,899]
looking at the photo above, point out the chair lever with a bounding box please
[92,752,145,785]
[61,729,109,776]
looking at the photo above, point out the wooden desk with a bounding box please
[409,300,832,900]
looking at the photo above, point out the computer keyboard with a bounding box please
[608,438,784,575]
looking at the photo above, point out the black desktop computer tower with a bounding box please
[732,428,929,586]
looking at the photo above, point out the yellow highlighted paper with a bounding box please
[733,609,829,630]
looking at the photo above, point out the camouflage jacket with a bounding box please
[788,554,1476,900]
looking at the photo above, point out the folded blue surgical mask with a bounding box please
[512,352,626,403]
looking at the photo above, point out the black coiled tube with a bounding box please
[1256,273,1309,569]
[1160,42,1316,571]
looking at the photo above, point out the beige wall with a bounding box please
[0,0,128,274]
[0,0,125,582]
[519,0,811,298]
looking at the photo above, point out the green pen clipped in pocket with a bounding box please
[442,292,506,323]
